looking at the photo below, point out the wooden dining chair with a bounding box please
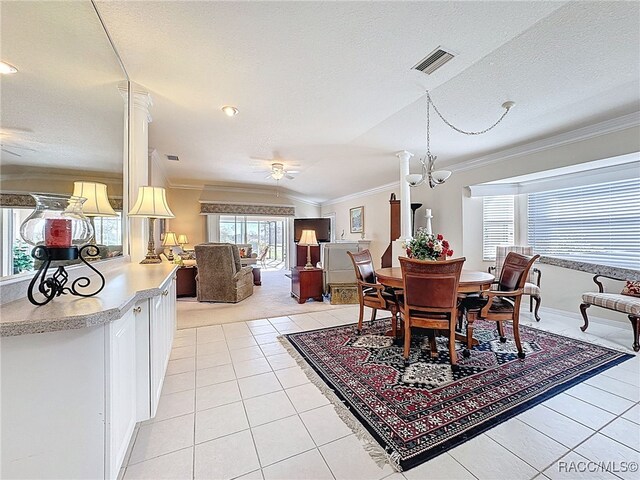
[460,252,540,359]
[399,256,466,365]
[347,250,401,336]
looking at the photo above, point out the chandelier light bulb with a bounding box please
[406,173,424,187]
[430,170,452,184]
[221,105,239,116]
[0,61,18,74]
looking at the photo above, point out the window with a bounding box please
[528,178,640,269]
[92,213,122,245]
[483,195,515,261]
[217,215,287,267]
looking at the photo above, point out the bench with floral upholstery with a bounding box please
[580,276,640,352]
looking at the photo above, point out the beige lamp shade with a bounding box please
[128,186,175,218]
[72,182,117,217]
[299,229,318,246]
[177,234,189,245]
[162,231,179,247]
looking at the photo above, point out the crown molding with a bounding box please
[448,111,640,173]
[321,181,399,207]
[0,170,121,183]
[199,200,296,208]
[165,182,204,191]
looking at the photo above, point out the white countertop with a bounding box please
[0,262,178,337]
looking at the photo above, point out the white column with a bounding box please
[120,82,153,262]
[396,150,414,240]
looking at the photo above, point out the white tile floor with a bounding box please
[121,306,640,480]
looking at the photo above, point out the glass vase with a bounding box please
[20,194,93,247]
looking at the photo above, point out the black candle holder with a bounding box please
[27,244,106,306]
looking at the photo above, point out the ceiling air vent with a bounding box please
[412,47,455,75]
[166,154,179,161]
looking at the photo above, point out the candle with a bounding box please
[45,218,72,247]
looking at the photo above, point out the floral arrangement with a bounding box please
[404,228,453,261]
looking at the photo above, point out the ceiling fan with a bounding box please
[265,162,299,181]
[1,128,37,157]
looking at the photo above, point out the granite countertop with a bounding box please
[539,256,640,281]
[0,263,178,337]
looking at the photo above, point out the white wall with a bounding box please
[320,186,399,269]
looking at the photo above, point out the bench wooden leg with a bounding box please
[580,303,591,331]
[630,315,640,353]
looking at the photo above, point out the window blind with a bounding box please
[483,195,515,261]
[528,178,640,269]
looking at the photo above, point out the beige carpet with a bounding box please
[177,270,353,329]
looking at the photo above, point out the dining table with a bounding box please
[374,267,495,345]
[375,267,495,293]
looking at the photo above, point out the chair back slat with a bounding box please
[399,257,465,310]
[347,250,376,284]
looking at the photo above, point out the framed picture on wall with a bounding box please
[350,206,364,233]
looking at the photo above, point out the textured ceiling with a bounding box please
[0,1,126,175]
[93,1,639,201]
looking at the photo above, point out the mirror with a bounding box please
[0,1,127,278]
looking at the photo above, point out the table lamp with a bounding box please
[162,231,179,260]
[177,234,189,248]
[299,229,318,269]
[128,186,175,264]
[72,181,117,244]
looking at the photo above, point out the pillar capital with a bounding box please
[118,81,153,123]
[395,150,414,162]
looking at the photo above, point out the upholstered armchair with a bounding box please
[194,243,254,303]
[490,246,542,321]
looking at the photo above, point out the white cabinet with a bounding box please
[106,308,138,479]
[1,326,107,480]
[0,281,177,479]
[150,276,177,416]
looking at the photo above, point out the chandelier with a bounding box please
[406,91,515,188]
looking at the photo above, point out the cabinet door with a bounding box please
[150,293,166,416]
[149,277,177,416]
[106,308,137,479]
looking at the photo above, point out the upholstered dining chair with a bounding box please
[490,246,542,321]
[347,250,401,336]
[463,252,540,359]
[399,257,466,365]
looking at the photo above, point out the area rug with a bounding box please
[281,319,633,472]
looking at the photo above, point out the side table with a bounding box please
[291,267,323,304]
[252,266,262,286]
[176,266,197,297]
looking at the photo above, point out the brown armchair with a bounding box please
[194,243,254,303]
[489,246,542,321]
[347,250,401,336]
[462,252,540,359]
[399,257,466,365]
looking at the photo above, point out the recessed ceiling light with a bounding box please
[221,105,239,117]
[0,61,18,74]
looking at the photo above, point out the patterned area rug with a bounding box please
[281,319,633,472]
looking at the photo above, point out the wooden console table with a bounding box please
[291,267,323,304]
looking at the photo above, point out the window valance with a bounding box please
[200,202,295,216]
[0,193,123,211]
